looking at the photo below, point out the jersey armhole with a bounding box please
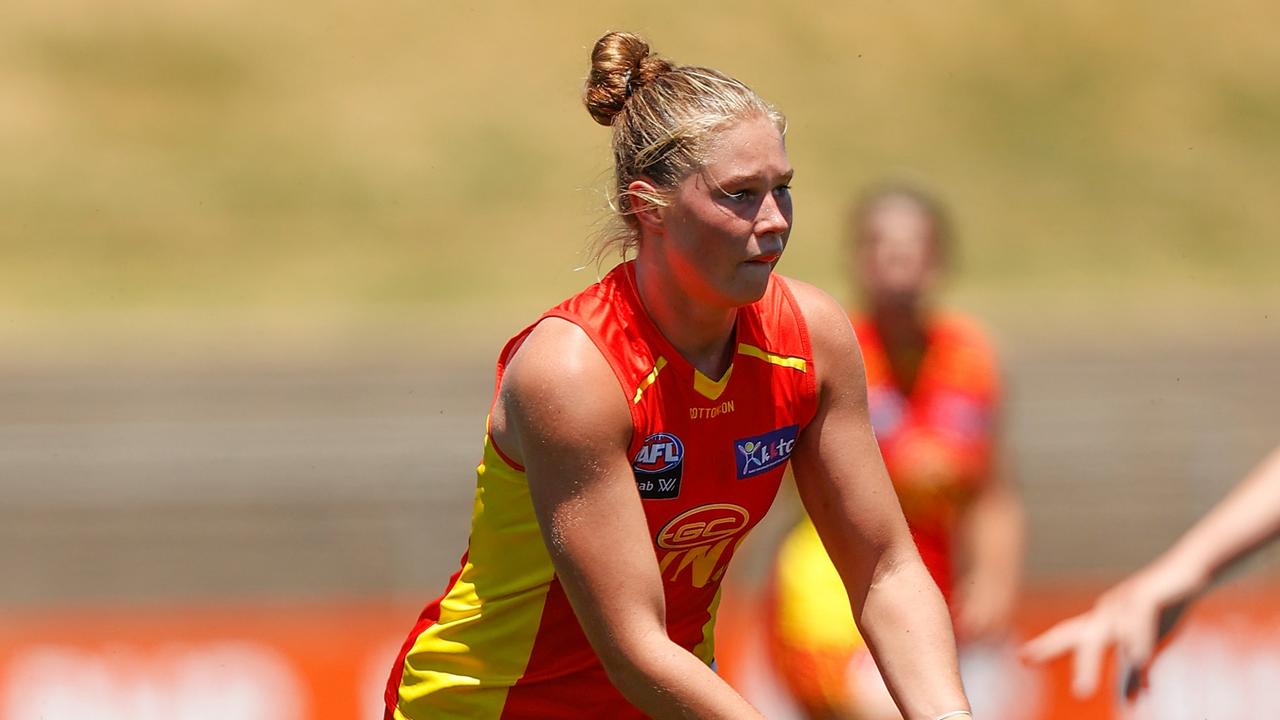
[772,276,820,427]
[487,328,536,472]
[486,312,643,469]
[539,309,642,454]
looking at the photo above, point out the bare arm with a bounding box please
[786,280,970,720]
[953,443,1025,642]
[1023,446,1280,698]
[495,318,763,719]
[1158,445,1280,590]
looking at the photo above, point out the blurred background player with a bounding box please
[1023,445,1280,701]
[767,183,1026,719]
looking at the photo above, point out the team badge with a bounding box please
[633,432,684,499]
[654,503,751,587]
[734,425,799,479]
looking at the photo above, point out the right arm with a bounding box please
[1023,445,1280,697]
[493,318,763,719]
[786,281,970,719]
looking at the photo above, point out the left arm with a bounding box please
[1023,445,1280,699]
[787,279,970,720]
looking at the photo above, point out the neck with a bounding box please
[633,261,738,379]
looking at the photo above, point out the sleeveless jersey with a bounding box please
[385,261,819,719]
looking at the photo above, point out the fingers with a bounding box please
[1019,613,1111,699]
[1118,600,1160,675]
[1021,582,1198,702]
[1070,620,1108,699]
[1020,615,1086,663]
[1114,613,1154,701]
[1117,597,1192,701]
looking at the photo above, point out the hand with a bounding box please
[1020,559,1202,699]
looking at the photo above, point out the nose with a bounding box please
[755,191,791,238]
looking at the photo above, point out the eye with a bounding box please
[722,189,753,201]
[773,184,792,196]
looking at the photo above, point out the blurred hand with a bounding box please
[1019,559,1201,700]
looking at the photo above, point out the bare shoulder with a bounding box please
[778,276,863,381]
[497,316,632,459]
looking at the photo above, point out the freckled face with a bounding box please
[656,114,794,308]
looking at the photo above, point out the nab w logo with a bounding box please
[633,432,684,500]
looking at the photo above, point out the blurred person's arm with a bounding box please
[789,280,970,720]
[1023,445,1280,698]
[953,443,1025,641]
[497,317,765,720]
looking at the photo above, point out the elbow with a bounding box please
[602,662,652,706]
[595,632,670,705]
[872,538,924,582]
[599,647,644,696]
[867,544,937,602]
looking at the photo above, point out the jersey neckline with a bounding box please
[619,261,746,401]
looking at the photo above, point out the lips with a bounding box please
[748,252,781,264]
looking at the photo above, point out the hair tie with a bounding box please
[622,69,635,98]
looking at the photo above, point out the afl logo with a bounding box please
[633,432,684,500]
[633,432,683,473]
[657,503,751,550]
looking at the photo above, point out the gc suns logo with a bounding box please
[656,504,750,550]
[632,432,683,499]
[655,503,751,587]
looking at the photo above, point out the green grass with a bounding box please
[2,0,1278,340]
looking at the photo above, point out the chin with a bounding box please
[725,265,774,306]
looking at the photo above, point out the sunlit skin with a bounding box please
[486,117,970,720]
[630,113,794,378]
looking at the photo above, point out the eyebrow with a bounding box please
[714,168,795,187]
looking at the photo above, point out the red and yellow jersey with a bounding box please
[853,312,999,597]
[385,261,818,719]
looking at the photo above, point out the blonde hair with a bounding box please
[583,32,786,262]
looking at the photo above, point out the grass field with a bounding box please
[3,1,1278,344]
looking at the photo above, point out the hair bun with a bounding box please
[584,31,674,126]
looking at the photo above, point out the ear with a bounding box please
[625,178,666,231]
